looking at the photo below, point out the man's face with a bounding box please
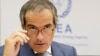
[25,9,55,53]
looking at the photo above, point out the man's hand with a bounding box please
[3,30,29,56]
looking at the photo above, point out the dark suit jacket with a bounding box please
[0,41,77,56]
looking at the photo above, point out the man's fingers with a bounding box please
[16,32,29,43]
[18,30,30,40]
[14,36,24,45]
[6,30,30,46]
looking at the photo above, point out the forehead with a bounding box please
[25,9,54,27]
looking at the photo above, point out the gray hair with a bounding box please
[20,0,58,29]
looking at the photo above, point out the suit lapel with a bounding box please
[19,43,35,56]
[51,42,63,56]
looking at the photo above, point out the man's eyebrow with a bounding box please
[27,23,52,28]
[44,24,52,27]
[27,24,37,28]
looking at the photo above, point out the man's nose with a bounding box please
[36,32,44,41]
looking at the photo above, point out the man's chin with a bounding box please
[34,46,48,53]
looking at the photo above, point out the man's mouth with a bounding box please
[36,43,44,45]
[35,43,45,46]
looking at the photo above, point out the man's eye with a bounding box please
[44,24,52,28]
[44,26,49,29]
[29,26,36,29]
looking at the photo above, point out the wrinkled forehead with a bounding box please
[25,9,54,27]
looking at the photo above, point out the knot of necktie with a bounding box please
[35,51,52,56]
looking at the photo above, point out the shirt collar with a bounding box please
[47,45,51,54]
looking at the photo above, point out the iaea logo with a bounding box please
[50,0,72,18]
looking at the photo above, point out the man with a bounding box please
[0,0,77,56]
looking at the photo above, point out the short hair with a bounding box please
[20,0,58,29]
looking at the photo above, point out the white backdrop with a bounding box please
[0,0,100,55]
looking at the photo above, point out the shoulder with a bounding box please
[52,41,77,56]
[0,45,4,56]
[52,41,75,50]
